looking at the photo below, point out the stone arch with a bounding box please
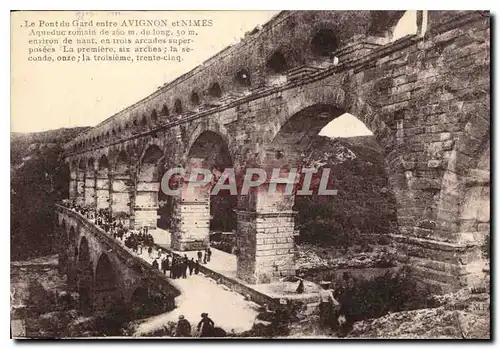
[161,104,170,117]
[77,236,94,313]
[208,82,222,98]
[135,144,164,230]
[141,114,148,127]
[172,127,235,251]
[93,253,118,312]
[183,119,233,165]
[130,286,149,318]
[262,85,391,151]
[310,28,339,57]
[111,150,133,225]
[236,91,401,283]
[96,155,111,210]
[235,69,251,87]
[266,50,288,74]
[174,99,183,114]
[190,91,200,106]
[151,109,158,123]
[114,149,130,174]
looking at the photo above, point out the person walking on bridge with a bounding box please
[188,258,195,275]
[161,257,169,275]
[197,313,215,337]
[176,315,191,337]
[181,255,188,279]
[197,250,203,263]
[194,260,200,275]
[152,259,159,270]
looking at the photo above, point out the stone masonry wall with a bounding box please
[63,11,490,290]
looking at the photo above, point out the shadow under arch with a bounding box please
[170,129,235,251]
[110,150,133,225]
[93,253,119,312]
[77,236,94,314]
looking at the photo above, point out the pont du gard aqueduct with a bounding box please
[55,10,490,310]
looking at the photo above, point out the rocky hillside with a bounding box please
[294,135,397,248]
[11,127,90,261]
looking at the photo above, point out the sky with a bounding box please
[11,11,280,133]
[11,10,418,138]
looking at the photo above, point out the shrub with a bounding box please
[335,268,434,324]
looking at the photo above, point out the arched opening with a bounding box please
[151,109,158,123]
[111,151,132,227]
[161,104,170,117]
[158,184,175,233]
[311,28,339,56]
[236,104,397,284]
[96,155,110,210]
[76,159,86,206]
[295,112,397,247]
[174,99,183,114]
[141,114,148,127]
[171,131,235,251]
[190,92,200,106]
[266,51,288,74]
[94,254,118,312]
[208,83,222,98]
[135,145,164,232]
[77,236,93,314]
[235,70,251,87]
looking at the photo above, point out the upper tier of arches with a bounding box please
[66,10,419,153]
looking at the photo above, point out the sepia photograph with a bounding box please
[9,9,491,339]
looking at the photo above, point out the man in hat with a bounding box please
[197,313,215,337]
[318,281,339,329]
[176,315,191,337]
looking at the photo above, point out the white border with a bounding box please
[3,1,497,348]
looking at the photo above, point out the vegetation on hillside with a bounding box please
[294,135,397,248]
[11,127,89,261]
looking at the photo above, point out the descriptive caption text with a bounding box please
[20,17,214,63]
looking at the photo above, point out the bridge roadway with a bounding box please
[124,228,321,335]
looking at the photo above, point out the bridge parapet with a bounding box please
[55,204,180,316]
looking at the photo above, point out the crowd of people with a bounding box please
[61,201,214,281]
